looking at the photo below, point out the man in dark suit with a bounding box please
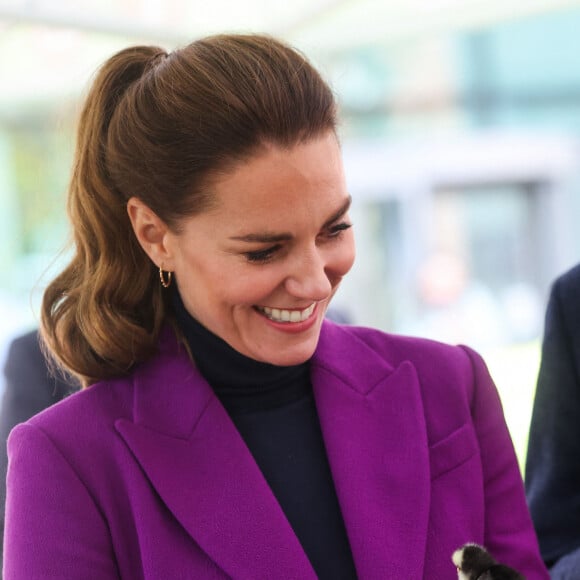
[526,263,580,578]
[0,330,78,565]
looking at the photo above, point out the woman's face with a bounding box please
[164,132,355,365]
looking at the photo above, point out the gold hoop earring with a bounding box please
[159,267,172,288]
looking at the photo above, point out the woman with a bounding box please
[3,34,548,579]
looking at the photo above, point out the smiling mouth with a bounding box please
[256,303,316,323]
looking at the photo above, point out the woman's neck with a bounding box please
[172,289,311,413]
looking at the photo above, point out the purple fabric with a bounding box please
[3,322,548,579]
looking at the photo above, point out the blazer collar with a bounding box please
[115,326,315,579]
[116,323,430,579]
[311,322,430,579]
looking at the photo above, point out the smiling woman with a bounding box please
[3,33,549,580]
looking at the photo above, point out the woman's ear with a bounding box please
[127,197,175,270]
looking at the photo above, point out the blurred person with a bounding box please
[410,251,503,347]
[0,329,78,566]
[526,263,580,578]
[3,34,548,579]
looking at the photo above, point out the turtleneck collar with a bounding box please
[172,288,312,414]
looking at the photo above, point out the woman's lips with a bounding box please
[255,303,316,323]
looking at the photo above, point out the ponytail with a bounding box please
[41,46,170,386]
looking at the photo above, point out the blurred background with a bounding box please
[3,0,580,469]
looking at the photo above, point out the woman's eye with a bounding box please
[327,222,353,237]
[244,245,281,263]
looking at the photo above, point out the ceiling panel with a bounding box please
[1,0,580,110]
[2,0,580,49]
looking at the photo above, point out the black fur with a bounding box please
[453,543,524,580]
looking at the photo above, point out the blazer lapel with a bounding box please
[115,329,315,580]
[312,322,430,579]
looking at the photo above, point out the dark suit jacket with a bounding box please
[0,330,78,563]
[526,264,580,577]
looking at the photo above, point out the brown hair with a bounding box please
[41,34,338,386]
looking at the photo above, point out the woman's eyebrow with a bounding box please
[229,232,292,243]
[229,195,352,244]
[322,195,352,229]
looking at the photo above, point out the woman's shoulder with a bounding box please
[21,326,191,436]
[319,322,497,444]
[320,321,489,412]
[18,374,134,442]
[323,320,477,373]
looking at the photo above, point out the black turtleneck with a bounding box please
[173,291,357,579]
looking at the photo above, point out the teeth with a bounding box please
[261,303,315,323]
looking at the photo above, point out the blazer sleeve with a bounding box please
[461,345,549,580]
[525,272,580,569]
[3,422,120,579]
[0,331,77,565]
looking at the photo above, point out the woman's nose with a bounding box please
[284,250,332,300]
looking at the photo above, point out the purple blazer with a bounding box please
[4,322,548,579]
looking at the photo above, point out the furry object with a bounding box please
[452,543,525,579]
